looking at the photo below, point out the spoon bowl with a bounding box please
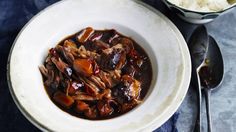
[199,35,224,132]
[201,36,224,89]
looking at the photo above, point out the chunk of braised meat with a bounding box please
[122,75,141,99]
[89,75,106,89]
[99,29,117,43]
[73,59,93,77]
[53,91,74,109]
[122,64,136,77]
[86,50,101,60]
[75,101,97,119]
[56,45,75,65]
[64,40,101,60]
[80,77,100,96]
[44,70,56,95]
[112,83,131,104]
[77,45,88,58]
[100,50,121,70]
[73,94,98,101]
[98,89,112,100]
[102,43,123,54]
[45,56,56,70]
[51,71,60,91]
[109,69,122,79]
[99,44,126,70]
[49,48,60,59]
[99,52,116,70]
[39,65,48,78]
[94,40,110,49]
[63,40,78,57]
[97,100,114,117]
[97,71,111,87]
[72,89,112,101]
[83,41,103,53]
[128,49,145,69]
[97,70,121,88]
[112,75,141,104]
[51,57,72,77]
[39,64,61,95]
[110,37,134,53]
[119,37,134,53]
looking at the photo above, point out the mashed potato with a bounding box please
[168,0,231,12]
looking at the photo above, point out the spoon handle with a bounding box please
[204,88,212,132]
[192,70,202,132]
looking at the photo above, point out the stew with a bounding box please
[39,27,152,120]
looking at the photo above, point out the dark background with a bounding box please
[0,0,197,131]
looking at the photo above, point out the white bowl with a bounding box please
[7,0,191,131]
[162,0,236,24]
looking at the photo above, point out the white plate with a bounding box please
[7,0,191,131]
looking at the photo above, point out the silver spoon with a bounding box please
[199,36,224,132]
[188,25,209,132]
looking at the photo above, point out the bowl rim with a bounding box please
[137,1,191,130]
[6,0,69,131]
[7,0,192,131]
[163,0,236,14]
